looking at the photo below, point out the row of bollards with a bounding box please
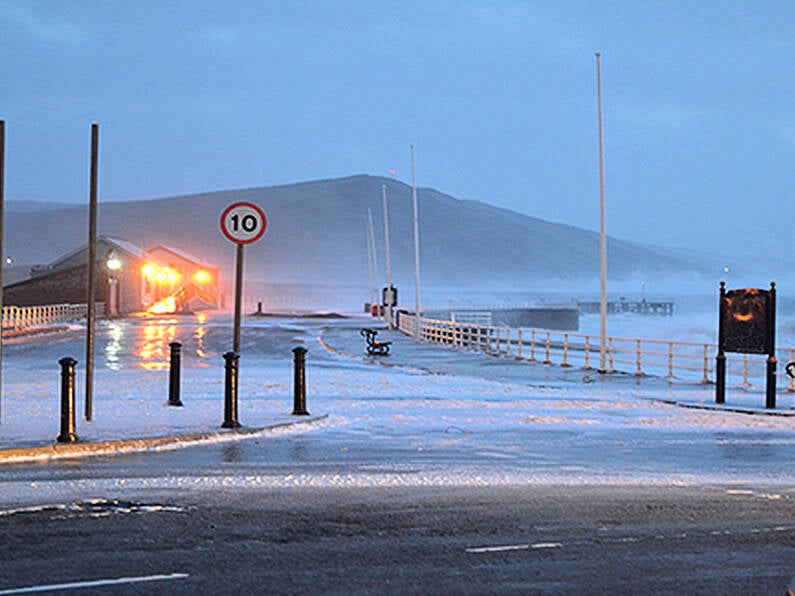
[56,345,310,443]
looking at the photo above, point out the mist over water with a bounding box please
[421,280,795,350]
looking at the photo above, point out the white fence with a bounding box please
[398,313,795,391]
[2,303,93,331]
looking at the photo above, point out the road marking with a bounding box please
[466,542,562,554]
[0,573,189,594]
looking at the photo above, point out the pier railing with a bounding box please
[398,313,795,390]
[2,303,94,332]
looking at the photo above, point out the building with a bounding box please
[143,245,219,314]
[4,236,219,316]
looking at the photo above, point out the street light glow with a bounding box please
[193,270,211,284]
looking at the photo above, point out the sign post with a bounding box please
[716,281,777,408]
[219,201,267,427]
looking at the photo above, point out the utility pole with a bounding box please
[85,123,99,420]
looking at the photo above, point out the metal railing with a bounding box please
[399,313,795,391]
[2,303,94,332]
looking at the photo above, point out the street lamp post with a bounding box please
[106,250,122,318]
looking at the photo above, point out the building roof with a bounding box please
[148,245,216,269]
[51,235,146,267]
[30,235,148,277]
[104,236,148,260]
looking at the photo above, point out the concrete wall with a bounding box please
[431,307,580,331]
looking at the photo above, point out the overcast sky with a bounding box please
[2,1,794,263]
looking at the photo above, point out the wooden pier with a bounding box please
[578,299,674,316]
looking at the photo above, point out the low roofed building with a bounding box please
[4,236,219,316]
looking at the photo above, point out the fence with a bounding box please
[2,303,94,332]
[398,313,795,391]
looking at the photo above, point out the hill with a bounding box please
[5,175,709,293]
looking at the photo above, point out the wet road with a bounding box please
[1,485,794,594]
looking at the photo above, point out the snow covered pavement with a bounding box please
[0,313,794,487]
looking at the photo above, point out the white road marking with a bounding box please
[0,573,189,594]
[466,542,562,554]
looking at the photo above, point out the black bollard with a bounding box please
[57,357,79,443]
[168,342,183,407]
[292,346,309,415]
[221,351,241,428]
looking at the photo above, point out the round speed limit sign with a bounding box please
[220,202,267,244]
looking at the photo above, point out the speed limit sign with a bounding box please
[220,202,267,244]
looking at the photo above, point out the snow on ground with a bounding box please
[1,307,795,491]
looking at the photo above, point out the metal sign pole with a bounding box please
[220,201,267,429]
[233,242,244,353]
[766,282,777,409]
[715,281,726,404]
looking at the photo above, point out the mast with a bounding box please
[411,145,421,340]
[595,53,608,373]
[382,184,393,329]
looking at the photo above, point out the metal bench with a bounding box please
[361,328,391,356]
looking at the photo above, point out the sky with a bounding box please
[2,1,795,264]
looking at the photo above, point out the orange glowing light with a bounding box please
[138,320,177,369]
[193,270,211,284]
[732,312,755,322]
[142,263,180,285]
[147,296,177,315]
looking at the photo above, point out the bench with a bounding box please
[361,328,391,356]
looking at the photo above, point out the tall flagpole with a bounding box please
[367,207,379,312]
[595,53,608,373]
[382,184,393,329]
[411,145,421,340]
[365,221,375,309]
[0,120,5,424]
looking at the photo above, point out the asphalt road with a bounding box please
[1,484,793,594]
